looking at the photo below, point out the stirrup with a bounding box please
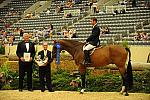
[82,60,91,65]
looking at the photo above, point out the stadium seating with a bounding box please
[0,0,150,45]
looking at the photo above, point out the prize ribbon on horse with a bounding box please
[56,42,60,65]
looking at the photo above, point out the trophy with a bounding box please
[35,55,48,66]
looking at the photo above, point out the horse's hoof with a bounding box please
[124,93,129,96]
[80,89,85,94]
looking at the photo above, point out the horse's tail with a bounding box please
[125,47,133,90]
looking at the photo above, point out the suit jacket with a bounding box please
[16,41,35,63]
[38,50,52,67]
[86,24,100,46]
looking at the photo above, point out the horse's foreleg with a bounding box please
[79,66,86,94]
[81,74,86,88]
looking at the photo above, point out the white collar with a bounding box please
[93,23,97,28]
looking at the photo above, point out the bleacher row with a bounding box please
[0,0,150,46]
[0,0,37,29]
[71,0,150,45]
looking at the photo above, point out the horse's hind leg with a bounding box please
[118,65,129,96]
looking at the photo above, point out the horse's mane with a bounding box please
[59,39,84,47]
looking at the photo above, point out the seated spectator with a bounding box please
[26,12,33,18]
[42,27,49,38]
[2,31,8,45]
[19,28,24,36]
[33,30,40,44]
[145,0,150,8]
[48,24,53,31]
[64,32,69,38]
[63,29,69,38]
[48,24,56,38]
[92,1,97,13]
[85,1,93,9]
[67,29,75,38]
[0,18,5,23]
[38,30,43,36]
[134,32,141,41]
[64,13,72,18]
[96,7,99,13]
[74,0,81,4]
[19,28,24,40]
[141,32,149,41]
[119,0,127,5]
[68,29,77,38]
[5,23,11,29]
[28,32,33,39]
[55,5,63,14]
[8,34,15,46]
[57,32,62,35]
[46,9,50,15]
[113,9,119,16]
[120,9,125,14]
[132,0,136,7]
[65,0,73,8]
[102,26,110,34]
[14,27,20,34]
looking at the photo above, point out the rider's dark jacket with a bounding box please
[86,24,100,46]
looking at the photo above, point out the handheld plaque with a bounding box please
[24,53,31,62]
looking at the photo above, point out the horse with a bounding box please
[52,39,133,96]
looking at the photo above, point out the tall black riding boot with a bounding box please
[83,50,91,65]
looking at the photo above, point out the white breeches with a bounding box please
[83,44,96,51]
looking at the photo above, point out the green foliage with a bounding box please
[86,74,121,92]
[0,63,19,89]
[1,84,12,90]
[0,66,150,93]
[0,62,9,83]
[51,69,75,91]
[131,70,150,93]
[0,44,5,54]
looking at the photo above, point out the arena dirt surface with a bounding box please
[0,90,149,100]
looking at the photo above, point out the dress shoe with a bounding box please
[28,89,33,92]
[48,89,54,92]
[19,89,23,92]
[41,89,45,92]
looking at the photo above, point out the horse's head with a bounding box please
[52,39,84,61]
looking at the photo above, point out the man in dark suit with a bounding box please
[16,33,35,92]
[83,18,100,65]
[37,42,53,92]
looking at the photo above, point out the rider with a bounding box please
[83,18,100,65]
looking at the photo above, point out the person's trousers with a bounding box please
[19,62,32,90]
[83,44,96,51]
[39,66,52,91]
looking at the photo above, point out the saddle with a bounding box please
[89,45,102,55]
[83,43,102,55]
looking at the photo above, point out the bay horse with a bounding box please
[52,39,133,96]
